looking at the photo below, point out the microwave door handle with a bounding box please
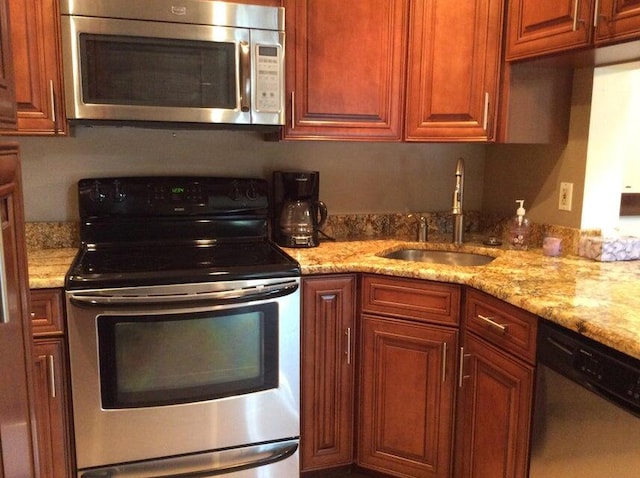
[239,41,251,112]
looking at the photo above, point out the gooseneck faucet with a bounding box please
[452,158,465,245]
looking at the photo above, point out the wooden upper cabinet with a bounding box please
[0,0,16,130]
[405,0,504,141]
[5,0,66,135]
[283,0,407,140]
[595,0,640,43]
[507,0,640,61]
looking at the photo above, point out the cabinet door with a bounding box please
[0,144,36,478]
[301,275,356,471]
[454,332,534,478]
[506,0,595,60]
[5,0,65,135]
[596,0,640,43]
[0,0,16,129]
[358,315,457,478]
[405,0,503,141]
[284,0,407,140]
[32,338,74,478]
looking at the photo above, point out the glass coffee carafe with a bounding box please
[279,199,327,247]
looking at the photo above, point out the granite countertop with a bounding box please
[27,240,640,361]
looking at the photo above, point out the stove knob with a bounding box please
[89,181,106,203]
[229,181,243,201]
[113,180,126,202]
[246,181,259,201]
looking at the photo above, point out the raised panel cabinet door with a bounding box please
[358,315,457,478]
[0,0,16,129]
[506,0,595,60]
[0,144,36,478]
[454,332,534,478]
[5,0,65,135]
[405,0,504,141]
[284,0,407,140]
[301,275,356,471]
[595,0,640,43]
[32,338,74,478]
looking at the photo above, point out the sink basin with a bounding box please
[382,249,495,266]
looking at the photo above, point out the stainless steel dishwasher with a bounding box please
[530,321,640,477]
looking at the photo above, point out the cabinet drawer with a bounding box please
[464,288,537,364]
[30,288,65,336]
[362,275,460,325]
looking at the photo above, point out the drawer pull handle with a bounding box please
[477,314,508,333]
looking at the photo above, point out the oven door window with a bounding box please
[80,34,237,109]
[97,304,278,408]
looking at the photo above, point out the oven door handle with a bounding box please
[69,281,299,307]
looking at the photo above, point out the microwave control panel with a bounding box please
[255,45,282,113]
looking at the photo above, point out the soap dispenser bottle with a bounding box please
[509,199,530,250]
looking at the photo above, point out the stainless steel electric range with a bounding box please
[65,176,301,478]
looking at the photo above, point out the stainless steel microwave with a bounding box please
[59,0,285,128]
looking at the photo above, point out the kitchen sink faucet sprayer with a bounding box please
[452,158,464,245]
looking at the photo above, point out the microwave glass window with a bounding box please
[80,34,236,109]
[97,304,279,408]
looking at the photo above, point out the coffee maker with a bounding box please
[273,171,327,248]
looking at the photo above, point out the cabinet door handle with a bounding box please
[441,342,448,382]
[572,0,585,31]
[345,327,352,365]
[477,314,508,334]
[482,92,489,131]
[49,80,57,132]
[48,355,57,399]
[239,41,251,112]
[458,347,471,388]
[290,91,295,129]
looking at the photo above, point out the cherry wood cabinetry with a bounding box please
[0,0,16,129]
[405,0,504,141]
[283,0,407,141]
[358,275,459,477]
[507,0,640,61]
[30,288,74,478]
[4,0,66,135]
[301,275,357,472]
[454,288,537,478]
[0,143,37,477]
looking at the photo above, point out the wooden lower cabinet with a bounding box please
[30,288,74,478]
[358,315,458,477]
[358,275,460,478]
[301,275,357,472]
[454,288,537,478]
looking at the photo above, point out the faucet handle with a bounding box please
[408,213,428,242]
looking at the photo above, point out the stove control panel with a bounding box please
[79,176,269,218]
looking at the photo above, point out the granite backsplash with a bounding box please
[26,212,588,256]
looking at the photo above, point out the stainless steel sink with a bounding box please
[382,249,495,266]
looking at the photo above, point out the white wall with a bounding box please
[15,126,486,222]
[583,61,640,235]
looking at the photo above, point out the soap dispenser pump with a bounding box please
[508,199,530,250]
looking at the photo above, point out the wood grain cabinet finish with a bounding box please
[0,0,16,129]
[283,0,407,141]
[30,288,74,478]
[0,144,37,477]
[301,275,356,472]
[454,288,537,478]
[358,275,459,478]
[506,0,640,61]
[405,0,504,141]
[5,0,66,135]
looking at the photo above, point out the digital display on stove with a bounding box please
[171,186,185,194]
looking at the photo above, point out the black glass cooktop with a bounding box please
[66,240,299,290]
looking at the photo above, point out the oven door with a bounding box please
[66,278,300,475]
[60,10,284,126]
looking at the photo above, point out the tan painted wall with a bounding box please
[483,68,594,228]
